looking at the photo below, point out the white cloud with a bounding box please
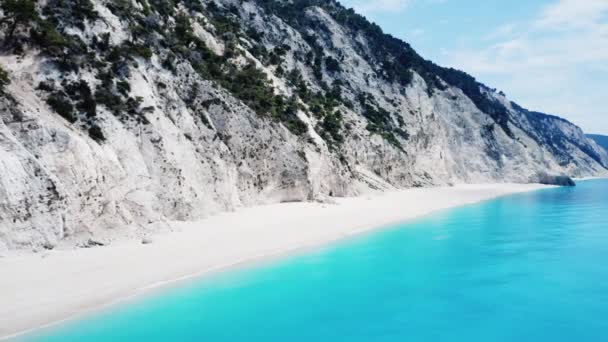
[535,0,608,29]
[347,0,411,14]
[343,0,445,14]
[410,28,425,37]
[482,23,518,41]
[440,0,608,133]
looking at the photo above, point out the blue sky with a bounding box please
[339,0,608,135]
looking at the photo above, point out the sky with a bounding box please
[338,0,608,135]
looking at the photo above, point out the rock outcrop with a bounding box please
[535,172,576,187]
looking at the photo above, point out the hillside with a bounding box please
[587,134,608,153]
[0,0,607,251]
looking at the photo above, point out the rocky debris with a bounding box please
[41,242,55,250]
[79,239,106,249]
[535,172,577,187]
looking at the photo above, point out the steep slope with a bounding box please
[0,0,606,251]
[587,134,608,153]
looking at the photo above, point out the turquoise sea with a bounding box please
[23,180,608,341]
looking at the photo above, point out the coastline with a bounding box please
[0,183,551,340]
[573,176,608,181]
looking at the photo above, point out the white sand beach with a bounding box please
[0,183,550,339]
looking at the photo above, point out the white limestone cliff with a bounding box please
[0,0,606,251]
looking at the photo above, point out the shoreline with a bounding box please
[573,176,608,181]
[0,183,551,340]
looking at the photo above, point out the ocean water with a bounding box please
[23,180,608,341]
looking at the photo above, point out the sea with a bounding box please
[22,179,608,341]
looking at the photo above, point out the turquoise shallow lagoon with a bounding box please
[23,180,608,341]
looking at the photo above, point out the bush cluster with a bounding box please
[0,66,10,94]
[46,91,76,123]
[358,93,407,150]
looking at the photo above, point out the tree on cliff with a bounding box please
[0,0,38,46]
[0,65,9,93]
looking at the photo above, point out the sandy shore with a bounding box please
[0,183,550,339]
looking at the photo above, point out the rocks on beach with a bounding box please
[535,172,576,187]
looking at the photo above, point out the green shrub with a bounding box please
[47,92,76,123]
[148,0,177,17]
[42,0,98,31]
[88,124,105,142]
[37,81,55,92]
[64,80,97,118]
[174,14,195,44]
[325,56,341,73]
[192,53,308,136]
[95,87,124,115]
[30,20,88,72]
[207,10,240,36]
[319,110,344,146]
[30,21,67,55]
[0,66,10,93]
[0,0,38,43]
[129,44,153,60]
[116,81,131,97]
[182,0,204,12]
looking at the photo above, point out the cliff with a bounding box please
[0,0,606,251]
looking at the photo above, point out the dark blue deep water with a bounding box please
[24,180,608,341]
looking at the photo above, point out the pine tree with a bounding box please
[1,0,38,44]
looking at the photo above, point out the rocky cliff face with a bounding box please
[0,0,606,251]
[587,134,608,153]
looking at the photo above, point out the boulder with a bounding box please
[535,172,576,186]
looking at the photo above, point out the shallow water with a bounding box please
[23,180,608,341]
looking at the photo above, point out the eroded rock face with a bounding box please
[0,0,606,251]
[535,172,577,187]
